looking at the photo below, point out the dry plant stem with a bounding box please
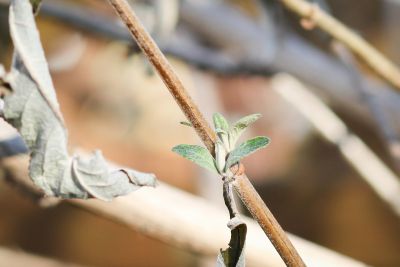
[279,0,400,90]
[234,174,305,267]
[107,0,306,266]
[107,0,216,153]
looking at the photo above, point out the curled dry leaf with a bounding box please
[216,217,247,267]
[2,0,156,200]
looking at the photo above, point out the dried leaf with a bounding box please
[225,136,269,168]
[9,0,63,124]
[216,217,247,267]
[172,144,218,174]
[2,0,156,200]
[215,140,226,174]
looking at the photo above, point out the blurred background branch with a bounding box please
[1,0,399,136]
[277,0,400,89]
[271,74,400,215]
[0,151,368,267]
[332,42,400,173]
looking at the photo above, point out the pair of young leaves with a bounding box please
[173,113,268,267]
[173,113,269,176]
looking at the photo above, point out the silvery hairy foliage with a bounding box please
[173,113,269,266]
[1,0,156,200]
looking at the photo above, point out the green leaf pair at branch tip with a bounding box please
[173,113,269,176]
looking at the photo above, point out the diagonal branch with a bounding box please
[107,0,305,266]
[278,0,400,90]
[107,0,216,153]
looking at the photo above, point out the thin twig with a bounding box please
[107,0,305,266]
[107,0,216,153]
[278,0,400,90]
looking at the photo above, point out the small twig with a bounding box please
[222,177,239,219]
[107,0,306,266]
[278,0,400,90]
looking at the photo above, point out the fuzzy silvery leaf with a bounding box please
[2,0,156,200]
[172,144,218,174]
[9,0,63,124]
[229,114,261,147]
[217,217,247,267]
[67,151,157,200]
[213,113,229,132]
[225,136,269,169]
[215,140,226,174]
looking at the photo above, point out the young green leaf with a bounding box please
[216,218,247,267]
[225,136,269,169]
[172,144,218,174]
[213,113,229,132]
[229,114,262,147]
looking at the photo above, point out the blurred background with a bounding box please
[1,0,400,266]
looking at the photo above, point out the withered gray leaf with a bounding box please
[2,0,156,200]
[216,217,247,267]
